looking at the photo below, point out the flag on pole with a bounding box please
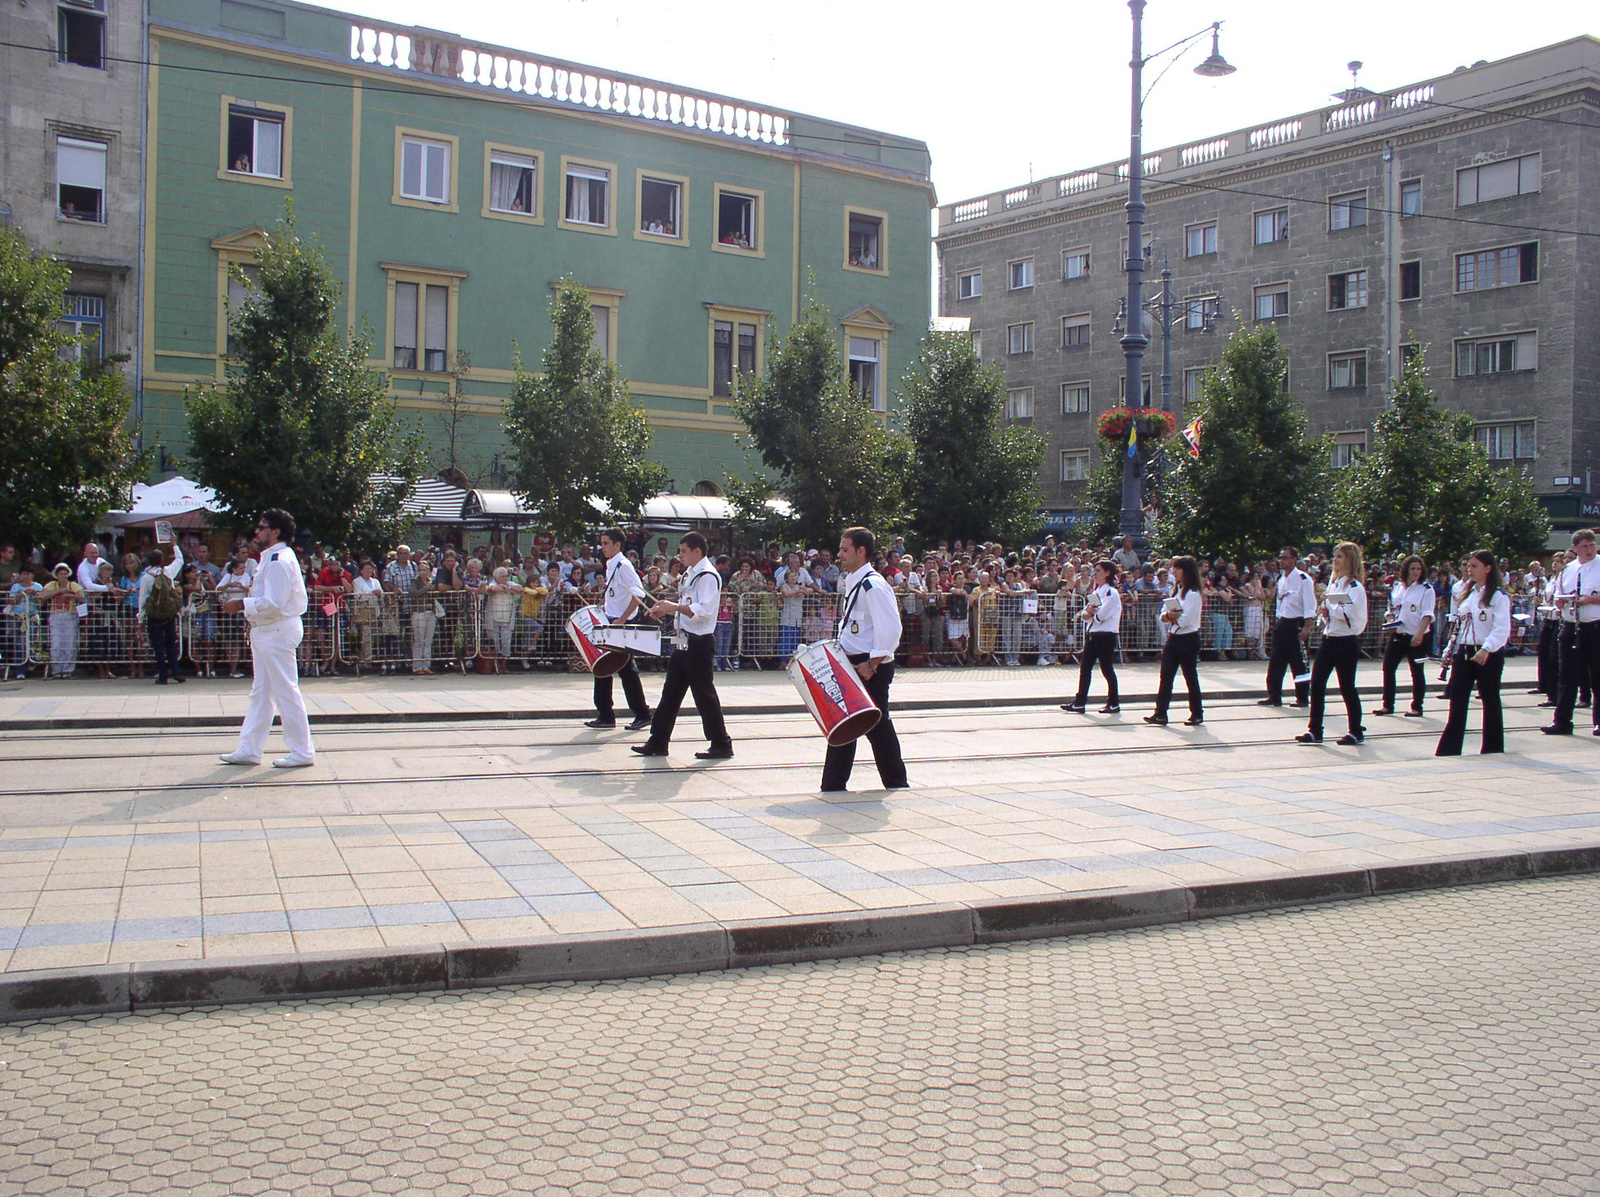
[1127,420,1139,459]
[1181,416,1203,459]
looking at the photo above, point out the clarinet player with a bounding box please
[1437,550,1511,756]
[1061,560,1121,715]
[1373,554,1435,719]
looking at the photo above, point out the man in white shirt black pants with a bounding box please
[586,528,652,731]
[1544,528,1600,737]
[821,527,908,794]
[218,508,316,768]
[1260,546,1314,708]
[633,532,733,759]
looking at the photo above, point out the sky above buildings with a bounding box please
[337,0,1595,212]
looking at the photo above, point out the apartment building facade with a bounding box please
[141,0,933,493]
[935,38,1600,537]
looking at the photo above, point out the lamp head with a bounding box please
[1193,23,1236,77]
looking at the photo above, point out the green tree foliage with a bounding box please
[729,296,910,547]
[901,332,1044,547]
[504,281,666,542]
[1331,350,1549,561]
[185,208,422,556]
[0,227,141,551]
[1159,322,1329,563]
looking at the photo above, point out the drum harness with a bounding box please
[835,575,873,657]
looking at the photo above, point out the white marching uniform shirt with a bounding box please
[1557,558,1600,624]
[603,554,644,622]
[1455,585,1511,653]
[1085,584,1122,633]
[1275,568,1316,619]
[1169,589,1203,635]
[1321,577,1368,638]
[235,541,315,763]
[836,564,901,663]
[676,560,721,636]
[1389,581,1436,635]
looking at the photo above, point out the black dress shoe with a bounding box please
[695,744,735,760]
[1255,699,1282,707]
[1296,732,1323,744]
[1525,689,1546,696]
[1183,716,1204,726]
[1538,700,1558,708]
[1541,724,1574,736]
[1060,702,1086,713]
[631,743,668,756]
[1404,708,1424,718]
[1289,700,1309,708]
[627,714,654,731]
[1592,727,1600,736]
[584,718,617,729]
[1337,733,1364,746]
[1371,707,1394,717]
[1143,714,1168,726]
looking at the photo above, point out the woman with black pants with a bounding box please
[1298,541,1368,746]
[1374,554,1435,718]
[1437,550,1511,756]
[1146,556,1203,727]
[1062,560,1122,714]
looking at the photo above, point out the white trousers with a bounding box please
[236,619,315,760]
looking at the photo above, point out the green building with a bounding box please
[142,0,934,494]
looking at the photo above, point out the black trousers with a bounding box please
[1380,631,1428,712]
[594,655,650,721]
[1265,617,1309,703]
[147,617,181,682]
[1308,635,1362,738]
[1553,622,1600,729]
[645,633,730,748]
[821,658,907,791]
[1536,618,1561,694]
[1436,648,1505,755]
[1154,631,1202,720]
[1074,632,1119,705]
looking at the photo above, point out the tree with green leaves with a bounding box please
[186,207,423,556]
[728,296,910,547]
[901,331,1044,547]
[504,281,665,542]
[0,226,141,552]
[1158,322,1329,563]
[1330,350,1549,561]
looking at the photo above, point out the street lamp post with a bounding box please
[1118,8,1234,552]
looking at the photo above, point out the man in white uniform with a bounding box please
[632,532,732,759]
[218,508,316,768]
[585,527,652,730]
[821,527,908,793]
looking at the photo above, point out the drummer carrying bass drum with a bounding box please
[820,527,910,794]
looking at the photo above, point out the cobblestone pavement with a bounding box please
[2,875,1597,1196]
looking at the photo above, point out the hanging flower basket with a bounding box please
[1097,407,1176,446]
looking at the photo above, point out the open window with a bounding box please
[56,136,107,223]
[639,176,682,238]
[58,0,105,69]
[846,210,884,271]
[716,188,758,250]
[488,151,536,215]
[227,106,285,179]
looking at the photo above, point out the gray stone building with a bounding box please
[1,0,143,382]
[935,38,1600,538]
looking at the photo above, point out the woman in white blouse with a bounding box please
[1062,560,1122,715]
[1374,554,1435,719]
[1146,556,1204,727]
[1297,541,1368,746]
[1436,550,1511,756]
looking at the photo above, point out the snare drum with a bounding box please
[566,605,631,677]
[788,639,881,746]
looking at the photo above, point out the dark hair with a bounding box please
[1279,546,1299,560]
[144,550,166,569]
[1399,554,1426,585]
[1173,556,1202,596]
[841,526,875,556]
[680,531,708,554]
[600,527,625,546]
[1096,559,1119,584]
[260,507,296,544]
[1471,549,1502,604]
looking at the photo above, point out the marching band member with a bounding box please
[820,527,908,794]
[1543,528,1600,737]
[1259,545,1314,708]
[1145,556,1204,727]
[1297,541,1368,746]
[585,528,653,731]
[1373,554,1435,719]
[1061,560,1121,714]
[1437,550,1511,755]
[633,532,734,760]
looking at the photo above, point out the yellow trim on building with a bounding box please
[710,182,766,259]
[704,303,769,401]
[632,168,690,247]
[348,81,361,336]
[841,204,890,277]
[215,94,294,189]
[381,262,468,376]
[481,142,546,225]
[391,126,461,213]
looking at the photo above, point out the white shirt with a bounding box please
[1085,583,1122,633]
[1557,557,1600,624]
[243,542,307,626]
[1169,588,1203,635]
[676,559,722,636]
[77,556,107,592]
[603,554,643,621]
[352,574,384,597]
[1275,568,1316,619]
[835,564,901,663]
[1321,577,1368,638]
[1455,585,1511,652]
[1388,581,1436,636]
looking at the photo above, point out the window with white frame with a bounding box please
[1456,332,1537,378]
[1185,295,1219,331]
[1253,282,1289,320]
[1006,388,1034,419]
[57,294,105,366]
[970,331,982,361]
[590,305,613,358]
[1400,178,1422,216]
[1061,248,1090,280]
[1061,313,1090,348]
[717,189,757,248]
[637,176,681,236]
[393,280,450,371]
[1060,450,1090,483]
[1183,367,1206,404]
[58,0,105,69]
[1329,191,1367,230]
[565,163,610,226]
[1331,431,1367,469]
[847,212,883,270]
[489,152,537,215]
[957,270,981,300]
[224,262,261,357]
[1007,322,1033,354]
[400,136,451,204]
[1008,258,1034,290]
[1254,207,1289,244]
[56,136,107,223]
[1456,242,1537,291]
[1328,351,1367,389]
[1062,382,1090,414]
[1328,270,1368,310]
[848,336,883,410]
[1474,420,1536,461]
[1456,153,1540,206]
[1185,221,1218,257]
[712,319,758,398]
[227,106,285,178]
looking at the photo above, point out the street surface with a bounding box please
[2,874,1597,1196]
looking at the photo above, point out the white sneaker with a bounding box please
[272,755,315,769]
[218,752,260,766]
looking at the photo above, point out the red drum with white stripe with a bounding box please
[788,639,881,746]
[566,604,630,677]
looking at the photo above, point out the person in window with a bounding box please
[234,153,251,173]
